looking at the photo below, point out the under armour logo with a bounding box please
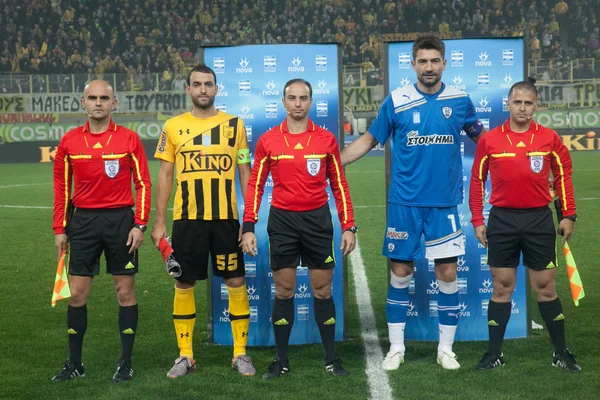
[180,332,190,338]
[178,129,190,135]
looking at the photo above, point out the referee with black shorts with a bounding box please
[241,79,357,378]
[469,81,580,372]
[52,80,152,382]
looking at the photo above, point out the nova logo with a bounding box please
[236,58,252,73]
[181,152,232,174]
[501,74,513,89]
[320,124,327,130]
[216,82,228,97]
[476,51,492,67]
[262,81,280,96]
[458,302,471,317]
[476,97,492,113]
[400,77,411,87]
[451,75,466,90]
[427,280,439,295]
[295,283,311,299]
[457,257,469,272]
[407,301,418,317]
[511,299,520,314]
[314,79,330,95]
[247,285,259,301]
[407,130,454,146]
[238,105,254,120]
[459,212,468,227]
[485,189,491,202]
[220,308,230,323]
[479,278,494,294]
[288,57,304,72]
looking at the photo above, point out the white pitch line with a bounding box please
[350,237,393,400]
[354,205,385,208]
[580,197,598,201]
[0,183,52,189]
[0,205,52,209]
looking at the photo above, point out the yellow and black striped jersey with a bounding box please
[155,111,250,221]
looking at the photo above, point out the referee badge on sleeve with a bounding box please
[306,158,320,176]
[104,160,119,178]
[530,156,543,174]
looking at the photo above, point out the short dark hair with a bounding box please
[412,35,445,60]
[508,81,539,99]
[283,78,312,98]
[187,64,217,86]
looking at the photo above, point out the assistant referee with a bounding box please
[469,81,580,372]
[52,80,152,382]
[241,79,357,379]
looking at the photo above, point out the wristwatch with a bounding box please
[565,215,577,222]
[346,226,358,233]
[133,223,147,232]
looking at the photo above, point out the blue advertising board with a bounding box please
[385,38,527,340]
[204,44,344,346]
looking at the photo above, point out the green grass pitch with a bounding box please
[0,152,598,399]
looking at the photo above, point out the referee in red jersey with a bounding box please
[241,79,357,378]
[51,80,152,382]
[469,81,580,372]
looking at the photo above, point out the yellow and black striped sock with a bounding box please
[173,286,196,359]
[227,284,250,358]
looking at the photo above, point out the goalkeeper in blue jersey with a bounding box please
[341,35,485,370]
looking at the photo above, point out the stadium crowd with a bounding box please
[0,0,598,86]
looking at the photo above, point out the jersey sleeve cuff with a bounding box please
[53,227,65,234]
[471,218,485,227]
[134,217,148,225]
[242,221,255,234]
[342,221,355,231]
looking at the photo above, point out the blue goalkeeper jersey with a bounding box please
[369,83,481,207]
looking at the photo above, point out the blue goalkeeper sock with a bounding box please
[386,272,412,353]
[437,279,459,353]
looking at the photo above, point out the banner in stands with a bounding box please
[343,87,385,111]
[386,38,527,341]
[559,133,600,151]
[0,122,164,143]
[0,92,189,114]
[535,108,600,130]
[204,44,344,346]
[537,82,600,107]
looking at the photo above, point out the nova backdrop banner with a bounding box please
[204,44,345,346]
[385,38,527,340]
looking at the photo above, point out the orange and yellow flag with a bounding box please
[51,251,71,307]
[563,243,584,306]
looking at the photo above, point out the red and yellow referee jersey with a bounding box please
[469,119,576,227]
[52,119,152,234]
[155,111,250,221]
[243,119,355,230]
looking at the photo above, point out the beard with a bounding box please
[418,72,441,88]
[191,95,215,109]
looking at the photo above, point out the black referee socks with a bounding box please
[272,297,294,363]
[67,304,87,365]
[487,300,511,354]
[118,304,138,363]
[538,298,567,354]
[314,297,336,362]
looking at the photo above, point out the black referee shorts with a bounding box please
[267,204,335,270]
[487,206,557,270]
[171,219,245,281]
[67,207,138,276]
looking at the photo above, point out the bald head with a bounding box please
[83,80,114,98]
[81,79,117,121]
